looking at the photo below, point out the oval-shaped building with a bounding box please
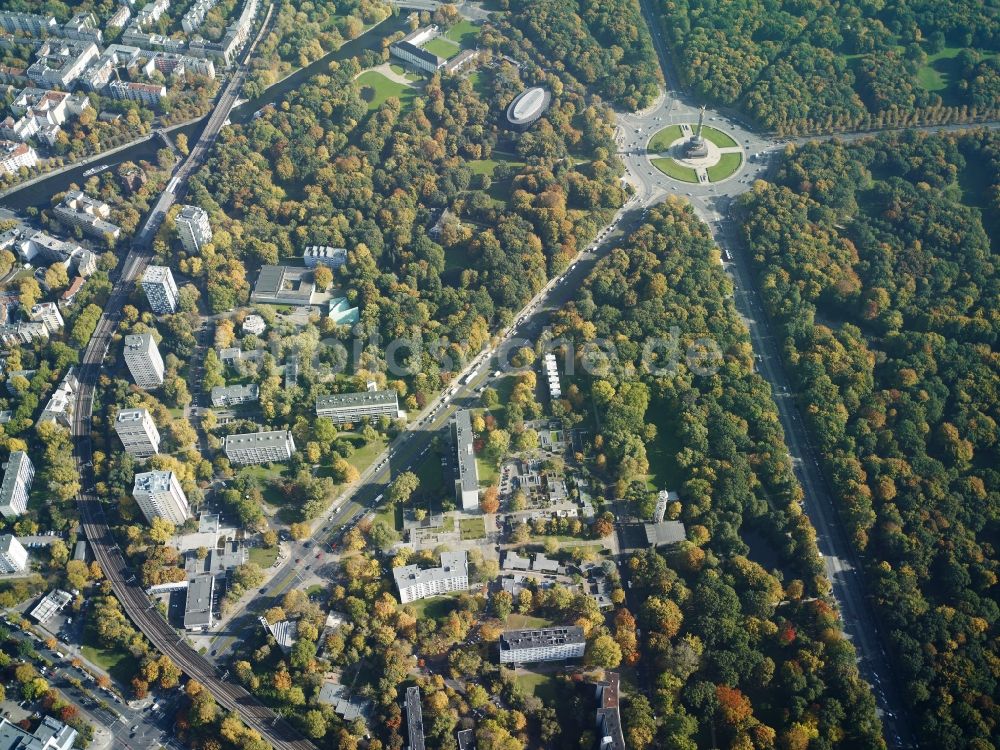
[505,86,551,131]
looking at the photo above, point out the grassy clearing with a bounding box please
[423,37,460,60]
[248,545,279,568]
[459,517,485,540]
[644,399,683,491]
[707,152,743,182]
[81,639,132,685]
[445,19,480,47]
[516,672,558,702]
[477,456,498,487]
[469,70,491,98]
[504,613,552,629]
[356,70,417,112]
[407,595,459,620]
[413,450,444,500]
[341,432,387,474]
[700,125,739,148]
[652,158,699,182]
[647,124,683,151]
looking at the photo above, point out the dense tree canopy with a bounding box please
[737,130,1000,748]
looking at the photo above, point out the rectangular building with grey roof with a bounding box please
[0,451,33,519]
[224,430,295,465]
[183,574,214,631]
[211,383,259,407]
[454,409,479,510]
[499,626,585,664]
[393,551,468,604]
[316,389,399,423]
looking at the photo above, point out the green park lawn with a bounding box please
[700,124,739,148]
[81,638,133,686]
[707,152,743,182]
[341,432,387,474]
[477,456,498,487]
[445,19,481,47]
[459,517,486,540]
[515,672,558,702]
[408,595,459,620]
[248,545,279,568]
[504,613,552,629]
[356,70,418,111]
[652,157,699,182]
[423,37,460,60]
[648,124,683,152]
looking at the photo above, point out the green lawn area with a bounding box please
[504,613,552,629]
[413,449,444,501]
[648,124,683,152]
[341,432,387,474]
[477,456,498,487]
[81,639,133,686]
[407,595,459,620]
[459,517,485,540]
[445,245,472,272]
[469,70,491,98]
[644,398,683,492]
[515,672,559,702]
[248,545,278,568]
[423,37,460,60]
[445,19,481,47]
[356,70,418,112]
[373,501,403,532]
[238,465,290,507]
[652,157,699,182]
[707,152,743,182]
[700,125,739,148]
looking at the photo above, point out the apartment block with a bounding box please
[123,332,165,388]
[175,205,211,253]
[393,551,468,604]
[211,383,259,407]
[30,302,64,333]
[115,407,161,457]
[454,409,479,510]
[27,40,100,89]
[0,11,57,36]
[498,626,586,664]
[132,470,191,525]
[315,390,399,424]
[0,534,27,573]
[0,451,34,519]
[303,246,347,268]
[224,430,296,465]
[53,191,121,240]
[141,265,179,314]
[109,80,166,106]
[0,140,37,175]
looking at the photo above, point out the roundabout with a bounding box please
[647,110,744,184]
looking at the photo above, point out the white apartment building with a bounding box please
[123,332,165,388]
[389,26,446,74]
[0,11,57,36]
[175,205,212,253]
[393,551,468,604]
[0,716,77,750]
[242,314,265,335]
[109,80,166,106]
[53,191,121,240]
[224,430,296,465]
[498,626,586,664]
[211,384,259,407]
[0,534,28,573]
[315,390,399,424]
[27,40,100,89]
[30,302,64,333]
[115,407,160,457]
[303,246,347,269]
[132,470,191,525]
[0,140,37,176]
[141,265,179,314]
[0,451,34,519]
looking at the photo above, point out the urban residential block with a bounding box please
[393,551,469,604]
[132,470,192,525]
[115,407,161,458]
[0,534,28,573]
[498,626,586,664]
[123,332,165,388]
[315,389,399,424]
[0,451,34,519]
[141,265,179,314]
[175,204,212,253]
[223,430,296,465]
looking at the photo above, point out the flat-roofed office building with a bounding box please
[183,574,215,630]
[114,407,160,457]
[224,430,296,465]
[315,389,399,423]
